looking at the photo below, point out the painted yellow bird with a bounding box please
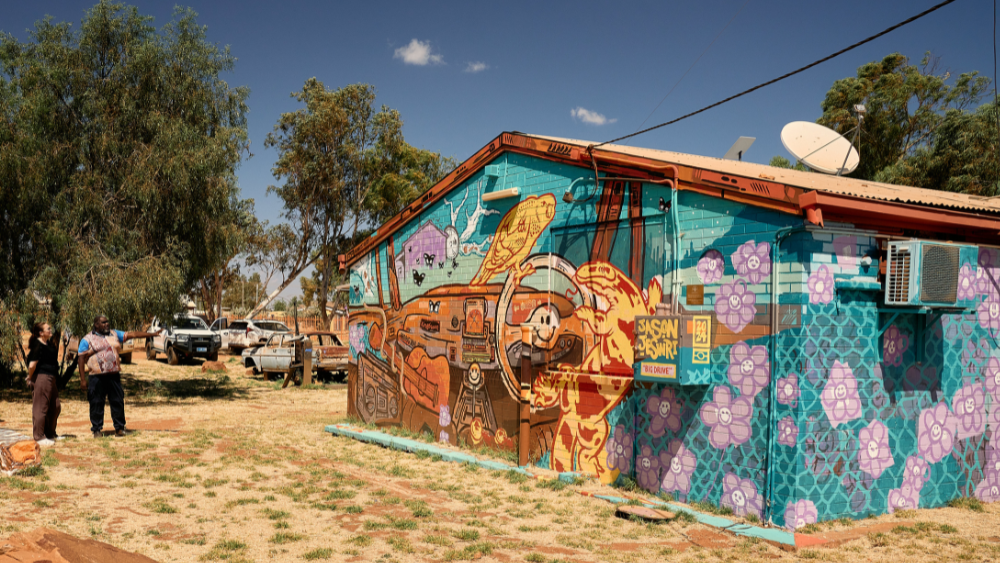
[470,194,556,286]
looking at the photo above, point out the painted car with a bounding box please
[241,332,319,378]
[304,331,348,380]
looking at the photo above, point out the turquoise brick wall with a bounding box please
[347,151,1000,528]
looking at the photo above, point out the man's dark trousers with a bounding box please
[88,372,125,433]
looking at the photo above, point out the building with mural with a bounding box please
[342,132,1000,529]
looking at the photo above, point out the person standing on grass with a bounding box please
[26,322,62,446]
[77,315,159,439]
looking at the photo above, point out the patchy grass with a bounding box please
[948,497,985,512]
[301,547,333,560]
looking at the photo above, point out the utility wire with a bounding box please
[596,0,960,148]
[629,0,752,140]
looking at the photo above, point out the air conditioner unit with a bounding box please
[884,241,978,307]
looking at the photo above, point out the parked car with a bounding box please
[304,331,348,381]
[211,318,290,352]
[147,315,222,365]
[242,332,319,380]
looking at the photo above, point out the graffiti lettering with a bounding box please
[636,317,680,361]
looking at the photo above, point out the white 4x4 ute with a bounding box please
[210,319,290,352]
[147,315,222,365]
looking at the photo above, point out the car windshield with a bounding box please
[255,322,289,332]
[229,322,248,331]
[173,317,208,330]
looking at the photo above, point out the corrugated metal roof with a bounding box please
[528,134,1000,214]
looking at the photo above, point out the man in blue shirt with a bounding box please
[77,316,159,438]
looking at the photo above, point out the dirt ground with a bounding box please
[2,353,1000,563]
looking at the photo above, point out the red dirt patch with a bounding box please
[686,528,736,549]
[797,520,915,549]
[0,527,158,563]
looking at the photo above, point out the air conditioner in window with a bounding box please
[884,241,978,307]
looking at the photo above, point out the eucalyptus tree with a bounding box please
[0,1,251,377]
[256,79,453,325]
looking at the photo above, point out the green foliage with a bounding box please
[816,53,992,192]
[768,156,811,172]
[260,79,453,321]
[0,1,252,368]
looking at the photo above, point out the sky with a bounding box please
[3,0,996,301]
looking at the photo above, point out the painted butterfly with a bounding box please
[429,300,441,313]
[413,270,425,286]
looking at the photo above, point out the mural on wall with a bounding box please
[347,151,1000,526]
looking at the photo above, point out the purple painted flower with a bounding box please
[721,473,762,518]
[697,250,725,284]
[731,241,772,284]
[715,280,757,333]
[958,263,977,301]
[807,265,835,305]
[606,425,633,474]
[976,450,1000,502]
[952,384,986,440]
[985,358,1000,400]
[903,455,931,491]
[439,405,451,427]
[660,439,697,494]
[646,387,683,437]
[349,323,364,353]
[858,420,894,479]
[918,403,957,464]
[978,296,1000,332]
[821,360,862,428]
[636,444,662,493]
[784,500,818,531]
[700,386,753,449]
[777,373,800,407]
[882,325,909,367]
[727,342,770,398]
[904,365,938,393]
[439,430,449,443]
[887,484,920,513]
[974,466,1000,503]
[777,416,798,447]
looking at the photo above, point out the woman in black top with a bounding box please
[26,322,62,445]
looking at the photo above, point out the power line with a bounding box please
[596,0,960,149]
[629,0,752,141]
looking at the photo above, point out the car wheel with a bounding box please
[146,342,156,361]
[167,346,179,366]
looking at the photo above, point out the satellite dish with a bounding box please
[723,136,755,161]
[780,121,859,175]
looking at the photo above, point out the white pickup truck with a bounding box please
[210,319,291,352]
[147,315,222,365]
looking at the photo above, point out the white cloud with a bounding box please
[464,61,488,73]
[393,39,443,66]
[571,107,617,126]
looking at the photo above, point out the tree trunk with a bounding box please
[318,250,331,328]
[247,262,314,318]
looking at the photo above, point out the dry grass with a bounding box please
[2,354,999,562]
